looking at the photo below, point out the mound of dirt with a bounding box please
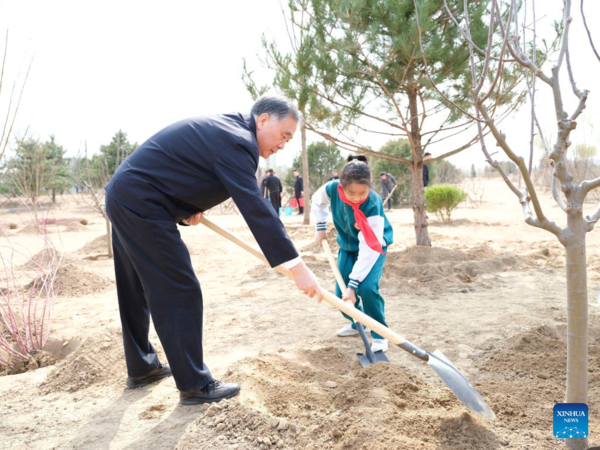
[286,225,319,241]
[61,221,89,232]
[174,346,504,450]
[27,262,112,297]
[2,351,56,376]
[19,247,62,271]
[78,234,110,255]
[473,323,600,437]
[476,324,566,382]
[384,245,523,284]
[17,218,88,235]
[40,328,126,394]
[17,222,53,234]
[300,228,338,254]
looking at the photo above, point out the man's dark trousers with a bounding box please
[294,192,303,214]
[106,195,212,392]
[269,191,281,213]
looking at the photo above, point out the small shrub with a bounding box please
[80,219,88,226]
[9,223,17,230]
[425,184,466,222]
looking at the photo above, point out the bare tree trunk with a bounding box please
[407,86,430,246]
[564,217,588,450]
[411,165,430,247]
[301,123,310,225]
[105,216,113,258]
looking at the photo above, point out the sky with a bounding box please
[0,0,599,171]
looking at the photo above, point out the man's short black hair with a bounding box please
[380,172,386,176]
[424,152,432,157]
[347,155,368,163]
[266,168,274,174]
[293,168,299,172]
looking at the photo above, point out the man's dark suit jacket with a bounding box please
[106,113,298,267]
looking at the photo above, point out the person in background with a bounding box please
[260,171,270,198]
[265,169,283,213]
[423,152,432,187]
[293,169,304,215]
[379,172,397,211]
[329,169,339,181]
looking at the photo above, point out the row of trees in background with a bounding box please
[0,130,137,203]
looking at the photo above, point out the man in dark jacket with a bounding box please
[328,169,339,181]
[265,169,283,213]
[105,96,321,406]
[260,172,270,198]
[423,152,432,187]
[379,172,397,211]
[293,169,303,214]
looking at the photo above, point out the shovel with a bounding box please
[198,215,495,420]
[382,185,397,208]
[321,239,389,367]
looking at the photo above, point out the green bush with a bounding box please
[425,184,466,222]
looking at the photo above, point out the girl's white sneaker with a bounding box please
[336,323,359,336]
[371,338,389,353]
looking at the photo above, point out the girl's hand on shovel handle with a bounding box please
[342,287,357,305]
[289,261,323,302]
[315,230,327,247]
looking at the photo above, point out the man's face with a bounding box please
[256,113,297,159]
[293,171,299,177]
[380,174,387,180]
[333,171,338,176]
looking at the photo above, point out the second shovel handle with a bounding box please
[322,240,347,292]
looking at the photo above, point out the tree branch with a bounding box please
[305,122,413,165]
[552,170,568,212]
[581,0,600,63]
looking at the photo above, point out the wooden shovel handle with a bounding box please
[198,215,407,345]
[383,184,397,206]
[321,240,347,292]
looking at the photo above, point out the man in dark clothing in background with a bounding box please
[328,169,339,181]
[379,172,397,211]
[260,171,270,198]
[423,152,432,187]
[105,96,322,406]
[265,169,283,213]
[293,169,304,214]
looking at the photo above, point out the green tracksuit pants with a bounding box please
[335,249,388,340]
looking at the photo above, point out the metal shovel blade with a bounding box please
[428,349,495,420]
[356,322,389,367]
[357,350,389,368]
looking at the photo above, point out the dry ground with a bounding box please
[1,178,600,449]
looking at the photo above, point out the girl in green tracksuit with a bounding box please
[312,156,394,353]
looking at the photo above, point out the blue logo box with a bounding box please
[553,403,588,439]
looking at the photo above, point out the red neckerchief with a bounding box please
[337,184,383,254]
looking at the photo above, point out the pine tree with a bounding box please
[283,0,522,245]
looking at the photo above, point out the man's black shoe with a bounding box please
[180,380,241,405]
[126,363,172,389]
